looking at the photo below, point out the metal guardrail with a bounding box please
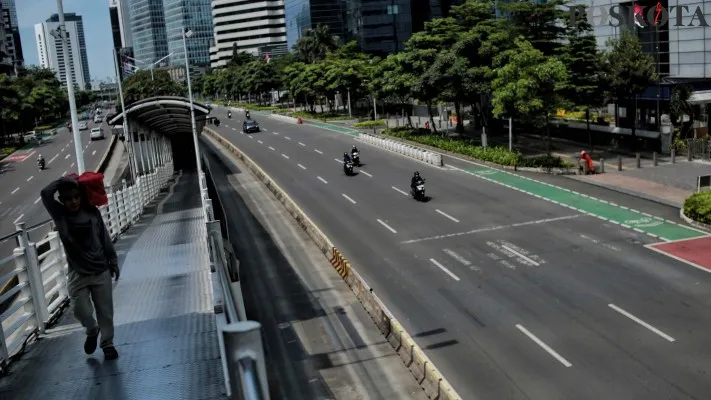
[0,160,175,375]
[684,138,710,160]
[200,157,269,400]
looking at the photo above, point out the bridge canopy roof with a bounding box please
[107,96,211,136]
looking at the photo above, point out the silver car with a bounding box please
[78,122,88,130]
[90,127,105,141]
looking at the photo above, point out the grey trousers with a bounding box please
[67,269,115,349]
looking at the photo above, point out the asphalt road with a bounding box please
[209,106,711,400]
[0,114,113,269]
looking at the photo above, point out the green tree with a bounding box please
[228,43,253,68]
[492,37,568,154]
[500,0,568,56]
[602,30,658,147]
[669,84,698,138]
[560,4,606,152]
[293,24,340,64]
[121,69,186,106]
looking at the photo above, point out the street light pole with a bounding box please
[183,28,206,214]
[56,0,85,173]
[113,48,137,182]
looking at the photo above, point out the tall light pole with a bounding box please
[113,48,138,182]
[55,0,85,173]
[183,28,206,213]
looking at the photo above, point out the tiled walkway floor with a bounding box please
[0,172,226,400]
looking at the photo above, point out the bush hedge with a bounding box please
[282,111,354,121]
[383,127,572,168]
[683,191,711,225]
[353,120,385,128]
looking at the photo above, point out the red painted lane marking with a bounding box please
[4,153,32,163]
[647,236,711,273]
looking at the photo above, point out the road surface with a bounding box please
[207,106,711,400]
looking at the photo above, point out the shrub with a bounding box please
[683,191,711,225]
[382,128,571,168]
[353,120,385,128]
[285,111,354,121]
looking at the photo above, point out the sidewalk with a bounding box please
[0,171,227,399]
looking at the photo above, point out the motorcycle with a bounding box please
[38,160,46,171]
[352,151,360,166]
[411,180,426,201]
[227,112,232,119]
[245,111,251,120]
[344,160,354,176]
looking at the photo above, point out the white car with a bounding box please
[78,122,88,130]
[90,127,105,141]
[94,116,102,123]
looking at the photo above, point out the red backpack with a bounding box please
[65,172,108,206]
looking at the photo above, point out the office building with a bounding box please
[210,0,287,69]
[109,0,133,49]
[1,0,22,71]
[284,0,346,51]
[129,0,169,66]
[164,0,213,67]
[35,13,91,90]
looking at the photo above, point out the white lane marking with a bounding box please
[377,219,397,234]
[232,127,237,131]
[248,135,254,139]
[342,194,357,204]
[436,209,460,223]
[314,149,323,154]
[27,176,34,182]
[282,154,290,159]
[268,146,275,151]
[13,214,24,224]
[515,324,572,367]
[360,170,372,177]
[299,142,306,147]
[501,245,540,267]
[284,136,291,140]
[430,258,461,281]
[64,144,68,149]
[392,186,409,196]
[49,154,59,164]
[61,148,65,152]
[64,154,70,159]
[11,187,19,194]
[317,176,328,184]
[92,150,96,156]
[71,162,75,167]
[34,197,42,204]
[443,249,471,266]
[608,304,675,342]
[335,158,343,163]
[257,140,263,144]
[298,164,307,170]
[272,131,278,135]
[402,215,581,244]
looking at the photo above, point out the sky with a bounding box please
[17,0,115,83]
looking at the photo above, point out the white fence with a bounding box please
[0,160,174,373]
[359,133,443,166]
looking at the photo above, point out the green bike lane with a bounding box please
[459,165,707,242]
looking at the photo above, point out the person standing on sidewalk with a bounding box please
[41,176,120,360]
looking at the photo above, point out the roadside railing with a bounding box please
[201,155,269,400]
[684,138,711,160]
[0,160,175,374]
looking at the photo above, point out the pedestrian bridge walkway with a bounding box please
[0,171,231,399]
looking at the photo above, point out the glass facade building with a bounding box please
[129,0,169,66]
[284,0,348,50]
[46,13,91,88]
[164,0,213,67]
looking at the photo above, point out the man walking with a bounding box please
[41,176,120,360]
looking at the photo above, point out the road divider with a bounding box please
[270,113,298,124]
[360,132,443,167]
[203,126,461,400]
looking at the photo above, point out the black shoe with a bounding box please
[84,333,98,354]
[103,346,119,360]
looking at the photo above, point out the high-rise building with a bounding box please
[164,0,213,68]
[209,0,287,69]
[284,0,346,51]
[129,0,169,66]
[35,13,91,90]
[109,0,133,49]
[1,0,23,71]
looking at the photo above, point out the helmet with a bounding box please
[352,145,357,149]
[580,150,586,156]
[414,171,420,177]
[344,152,348,157]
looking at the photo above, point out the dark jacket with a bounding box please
[41,178,117,275]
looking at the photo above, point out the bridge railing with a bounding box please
[201,155,269,400]
[0,160,175,374]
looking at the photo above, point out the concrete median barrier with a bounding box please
[359,132,443,167]
[269,113,298,124]
[203,126,461,400]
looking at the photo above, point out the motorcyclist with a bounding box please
[38,155,45,169]
[411,171,424,190]
[227,110,231,118]
[343,152,352,164]
[351,145,359,155]
[245,110,251,120]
